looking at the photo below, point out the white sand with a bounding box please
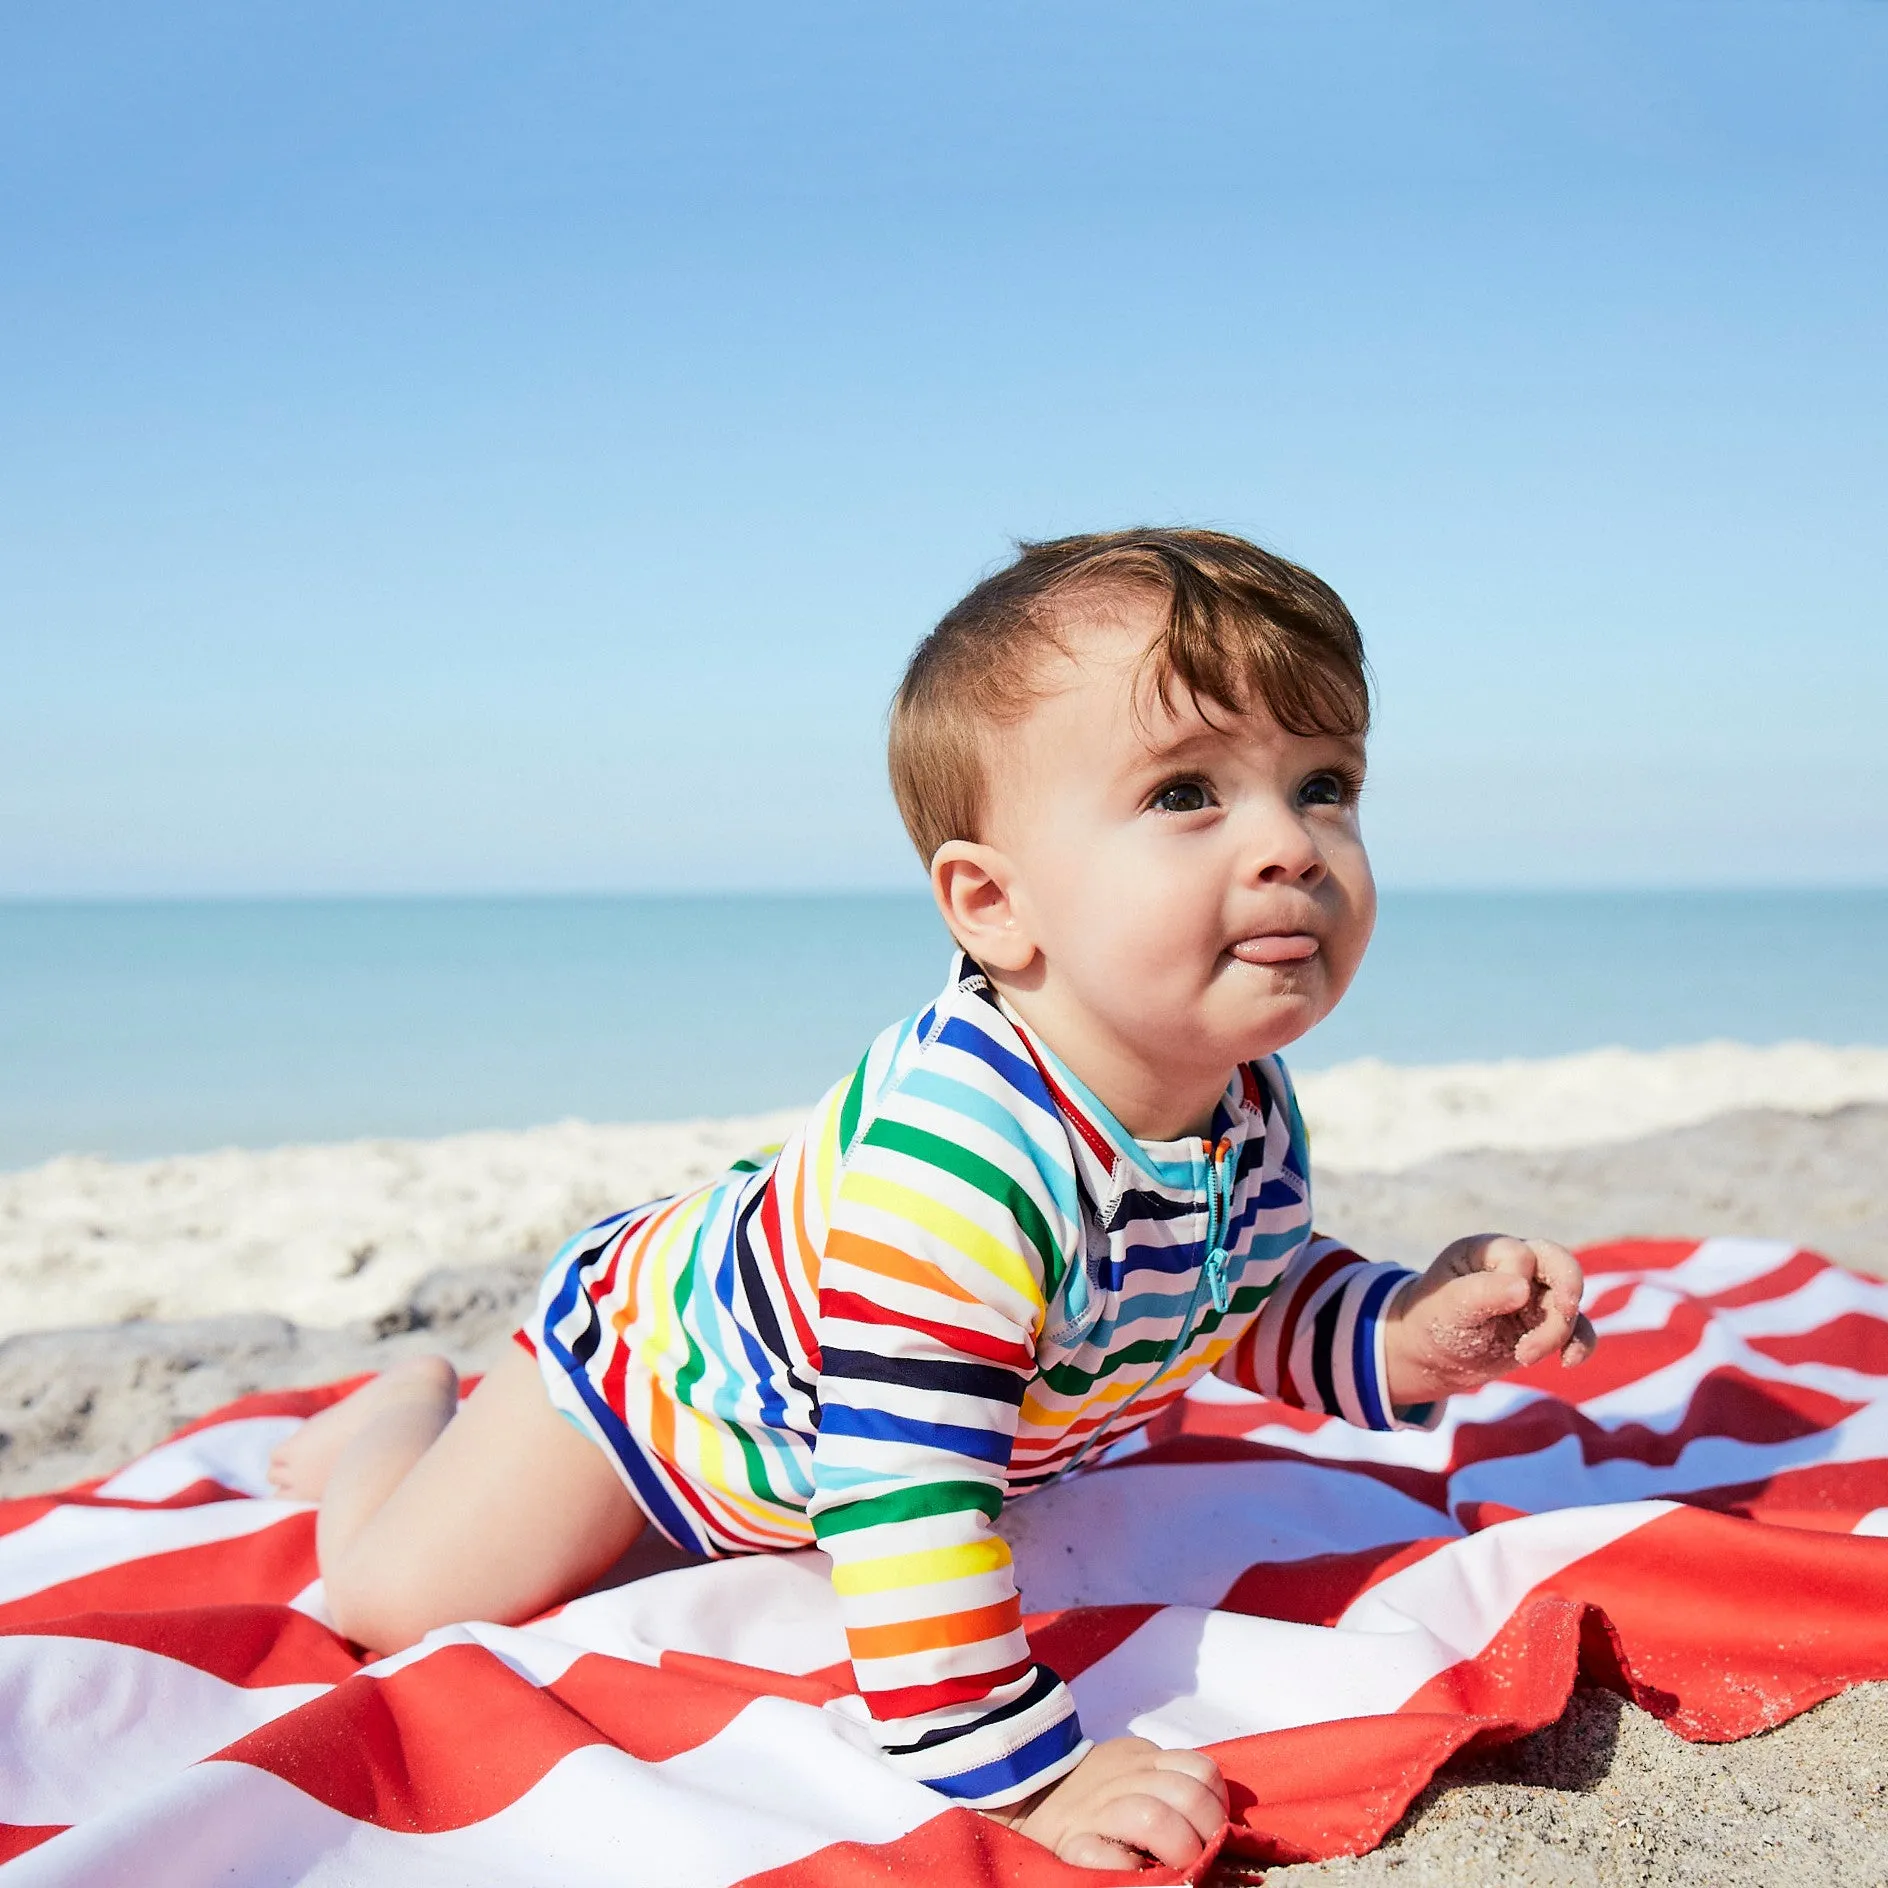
[1293,1039,1888,1171]
[0,1110,802,1338]
[3,1041,1886,1340]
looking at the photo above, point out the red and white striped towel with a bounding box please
[7,1237,1888,1884]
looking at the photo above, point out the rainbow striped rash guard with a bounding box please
[525,952,1423,1807]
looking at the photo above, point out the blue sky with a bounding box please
[3,0,1884,895]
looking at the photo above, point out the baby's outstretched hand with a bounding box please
[1384,1235,1597,1406]
[983,1736,1228,1870]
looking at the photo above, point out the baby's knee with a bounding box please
[323,1546,451,1654]
[378,1353,460,1405]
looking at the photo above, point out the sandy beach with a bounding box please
[4,1042,1887,1883]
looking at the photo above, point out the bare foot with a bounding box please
[269,1356,459,1500]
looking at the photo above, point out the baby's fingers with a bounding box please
[1140,1755,1231,1840]
[1085,1790,1217,1869]
[1561,1310,1599,1367]
[1450,1262,1534,1324]
[1528,1239,1586,1319]
[1512,1240,1586,1366]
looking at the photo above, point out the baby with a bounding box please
[273,528,1596,1872]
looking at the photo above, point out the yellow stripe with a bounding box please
[829,1535,1012,1597]
[839,1172,1040,1304]
[679,1392,730,1491]
[814,1081,843,1223]
[637,1192,710,1378]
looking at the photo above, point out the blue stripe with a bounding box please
[816,1402,1014,1466]
[925,1708,1086,1801]
[1107,1238,1212,1284]
[934,1016,1063,1126]
[708,1186,794,1434]
[540,1252,710,1555]
[1350,1267,1404,1431]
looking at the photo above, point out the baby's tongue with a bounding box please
[1230,934,1319,965]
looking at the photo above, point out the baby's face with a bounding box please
[974,594,1376,1136]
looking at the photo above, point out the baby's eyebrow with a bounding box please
[1131,725,1369,769]
[1130,714,1241,765]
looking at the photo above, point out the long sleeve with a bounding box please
[1215,1231,1430,1428]
[807,1069,1089,1807]
[1213,1061,1430,1429]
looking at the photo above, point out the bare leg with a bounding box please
[269,1355,460,1501]
[303,1344,646,1652]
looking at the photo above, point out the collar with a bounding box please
[943,950,1267,1194]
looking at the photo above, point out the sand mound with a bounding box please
[1295,1040,1888,1171]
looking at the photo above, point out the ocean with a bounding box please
[2,891,1883,1170]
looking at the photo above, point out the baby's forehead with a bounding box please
[1018,604,1260,745]
[991,633,1330,798]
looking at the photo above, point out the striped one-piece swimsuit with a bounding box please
[523,952,1420,1806]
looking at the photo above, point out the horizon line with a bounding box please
[4,883,1888,907]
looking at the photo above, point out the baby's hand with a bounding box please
[1384,1235,1597,1406]
[983,1736,1228,1870]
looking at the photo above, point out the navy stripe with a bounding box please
[1105,1186,1195,1228]
[881,1664,1061,1753]
[542,1254,709,1555]
[1310,1278,1345,1418]
[1103,1238,1211,1285]
[821,1347,1025,1406]
[727,1180,807,1426]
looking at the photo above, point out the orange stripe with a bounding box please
[789,1156,823,1298]
[824,1229,983,1306]
[609,1194,689,1335]
[845,1596,1022,1662]
[648,1379,676,1463]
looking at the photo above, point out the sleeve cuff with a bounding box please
[875,1665,1089,1807]
[1363,1265,1439,1431]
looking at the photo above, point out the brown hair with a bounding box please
[888,526,1372,865]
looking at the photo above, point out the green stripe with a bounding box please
[863,1116,1065,1292]
[1039,1335,1173,1397]
[837,1056,869,1156]
[670,1222,711,1409]
[1037,1279,1278,1396]
[813,1478,1005,1540]
[728,1416,783,1507]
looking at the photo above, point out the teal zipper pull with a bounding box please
[1206,1245,1230,1313]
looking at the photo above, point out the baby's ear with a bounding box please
[931,841,1036,973]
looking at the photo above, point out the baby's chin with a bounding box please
[1208,974,1335,1062]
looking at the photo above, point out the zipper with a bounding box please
[1203,1133,1234,1315]
[1048,1134,1237,1485]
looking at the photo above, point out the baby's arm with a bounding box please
[809,1147,1086,1803]
[1215,1071,1594,1423]
[1215,1232,1424,1427]
[809,1101,1226,1869]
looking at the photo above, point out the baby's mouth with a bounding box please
[1228,934,1321,966]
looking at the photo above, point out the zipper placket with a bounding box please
[1049,1134,1237,1485]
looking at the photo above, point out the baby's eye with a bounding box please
[1150,778,1214,815]
[1298,770,1357,808]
